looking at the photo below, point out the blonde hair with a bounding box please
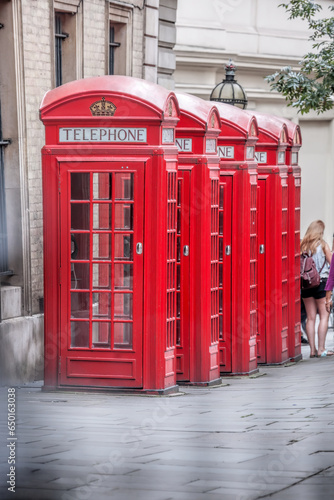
[300,220,326,255]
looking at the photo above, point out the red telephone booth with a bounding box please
[174,92,221,385]
[40,76,180,393]
[279,118,302,362]
[253,112,290,365]
[214,102,259,375]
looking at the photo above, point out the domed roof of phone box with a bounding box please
[250,111,289,145]
[175,92,221,130]
[40,75,180,120]
[275,117,302,146]
[214,101,258,139]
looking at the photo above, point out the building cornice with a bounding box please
[175,49,302,72]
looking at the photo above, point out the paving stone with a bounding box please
[1,488,73,500]
[1,337,334,499]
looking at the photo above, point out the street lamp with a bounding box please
[210,59,248,109]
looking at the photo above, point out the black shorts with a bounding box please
[301,279,327,300]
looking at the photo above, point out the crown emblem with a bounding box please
[90,97,116,116]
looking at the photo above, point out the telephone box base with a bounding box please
[42,384,180,396]
[290,354,303,363]
[220,368,259,378]
[258,358,301,366]
[178,377,222,387]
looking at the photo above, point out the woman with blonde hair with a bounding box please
[301,220,333,357]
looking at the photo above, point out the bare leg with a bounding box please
[302,297,318,356]
[316,297,330,355]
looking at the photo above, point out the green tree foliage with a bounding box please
[266,1,334,114]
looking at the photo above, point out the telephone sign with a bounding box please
[206,138,217,153]
[255,151,267,164]
[218,146,234,159]
[278,151,286,164]
[59,127,147,143]
[246,146,255,159]
[291,152,298,165]
[162,128,174,143]
[176,138,192,152]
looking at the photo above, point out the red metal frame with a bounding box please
[257,178,266,363]
[218,175,232,371]
[279,118,302,362]
[175,92,221,385]
[176,171,191,380]
[40,76,180,392]
[215,103,259,375]
[59,160,144,388]
[253,111,290,365]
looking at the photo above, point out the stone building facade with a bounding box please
[0,0,178,384]
[174,0,334,243]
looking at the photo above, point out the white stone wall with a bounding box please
[0,315,44,385]
[83,0,106,77]
[174,0,334,244]
[158,0,177,89]
[143,0,178,87]
[133,1,145,78]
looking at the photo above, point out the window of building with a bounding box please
[108,22,128,75]
[0,101,11,276]
[0,3,15,280]
[54,9,79,87]
[107,2,133,76]
[55,13,68,87]
[109,24,121,75]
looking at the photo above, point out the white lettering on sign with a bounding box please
[255,151,267,164]
[175,138,192,152]
[278,151,286,164]
[59,127,147,143]
[246,146,254,160]
[206,139,216,153]
[218,146,234,159]
[162,128,174,144]
[291,152,298,165]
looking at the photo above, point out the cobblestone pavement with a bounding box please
[1,333,334,500]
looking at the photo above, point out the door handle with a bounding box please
[225,245,231,256]
[183,245,189,257]
[136,242,143,255]
[259,244,265,254]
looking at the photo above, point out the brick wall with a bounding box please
[14,0,176,315]
[22,0,52,314]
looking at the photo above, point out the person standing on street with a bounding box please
[301,220,333,357]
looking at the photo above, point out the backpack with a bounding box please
[300,253,325,290]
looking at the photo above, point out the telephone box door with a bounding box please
[219,175,232,372]
[176,171,191,381]
[59,161,144,388]
[257,179,266,363]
